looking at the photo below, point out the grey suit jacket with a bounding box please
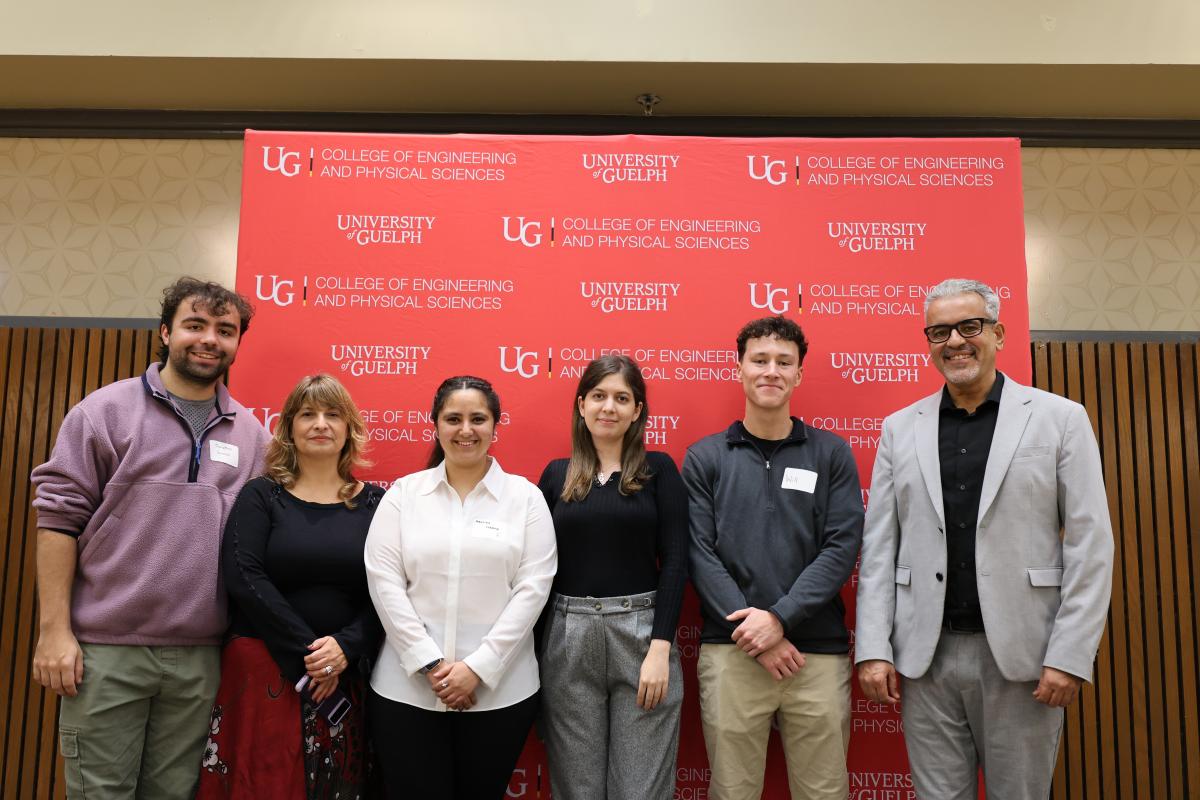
[855,376,1114,682]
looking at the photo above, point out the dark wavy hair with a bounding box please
[736,315,809,364]
[426,376,502,469]
[264,374,372,507]
[158,277,255,363]
[561,355,651,502]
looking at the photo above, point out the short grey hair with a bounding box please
[924,278,1000,319]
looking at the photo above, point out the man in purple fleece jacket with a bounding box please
[30,277,271,799]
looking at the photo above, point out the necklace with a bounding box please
[596,468,619,486]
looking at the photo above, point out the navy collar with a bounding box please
[724,416,808,445]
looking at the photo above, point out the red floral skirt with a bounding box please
[197,636,374,800]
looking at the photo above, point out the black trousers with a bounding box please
[368,688,539,800]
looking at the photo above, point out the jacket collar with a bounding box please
[977,376,1034,524]
[141,363,234,420]
[914,373,1033,529]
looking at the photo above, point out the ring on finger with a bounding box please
[324,665,333,676]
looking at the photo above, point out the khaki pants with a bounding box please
[58,643,221,800]
[697,643,850,800]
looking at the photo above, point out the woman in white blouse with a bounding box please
[364,375,557,799]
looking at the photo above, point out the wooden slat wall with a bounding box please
[0,331,1196,799]
[1035,341,1200,800]
[1,327,157,800]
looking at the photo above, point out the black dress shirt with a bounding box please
[938,372,1005,632]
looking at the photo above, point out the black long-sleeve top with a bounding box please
[537,451,689,642]
[222,476,385,682]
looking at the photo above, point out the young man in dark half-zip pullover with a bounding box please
[683,315,863,800]
[31,277,270,799]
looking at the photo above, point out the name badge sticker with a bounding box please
[781,467,818,493]
[471,518,505,539]
[209,440,240,468]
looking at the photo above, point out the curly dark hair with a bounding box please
[158,277,255,363]
[735,315,809,364]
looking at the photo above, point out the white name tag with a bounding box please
[781,467,817,493]
[209,440,239,468]
[471,518,504,538]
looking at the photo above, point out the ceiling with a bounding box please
[3,58,1200,142]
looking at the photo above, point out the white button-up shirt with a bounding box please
[365,458,557,711]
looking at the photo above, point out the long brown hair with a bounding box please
[561,355,651,502]
[264,374,371,507]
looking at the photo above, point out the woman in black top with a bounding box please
[537,354,688,800]
[198,374,382,800]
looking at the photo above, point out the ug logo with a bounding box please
[748,282,791,314]
[255,275,295,307]
[498,346,540,379]
[248,407,282,432]
[262,146,302,177]
[501,216,543,248]
[505,768,529,797]
[746,155,787,186]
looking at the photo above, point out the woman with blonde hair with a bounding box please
[537,354,688,800]
[198,374,383,800]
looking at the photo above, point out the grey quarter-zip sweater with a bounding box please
[683,417,864,654]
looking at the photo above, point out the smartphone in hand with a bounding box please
[294,675,353,726]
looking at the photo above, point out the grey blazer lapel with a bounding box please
[978,379,1034,525]
[913,393,945,531]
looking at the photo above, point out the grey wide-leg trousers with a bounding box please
[540,591,683,800]
[902,630,1065,800]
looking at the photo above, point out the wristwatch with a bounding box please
[417,658,444,675]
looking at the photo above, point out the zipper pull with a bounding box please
[194,441,202,466]
[765,459,771,471]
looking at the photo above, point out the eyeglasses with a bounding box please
[923,317,996,344]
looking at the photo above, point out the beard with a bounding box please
[168,347,232,386]
[940,349,981,385]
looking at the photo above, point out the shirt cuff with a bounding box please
[36,521,82,538]
[462,647,503,689]
[399,639,444,677]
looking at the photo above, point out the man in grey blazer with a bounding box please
[855,278,1113,800]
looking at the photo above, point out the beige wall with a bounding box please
[5,0,1199,64]
[1025,148,1200,330]
[1,137,1198,331]
[0,139,241,318]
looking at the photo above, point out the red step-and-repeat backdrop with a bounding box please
[235,131,1028,799]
